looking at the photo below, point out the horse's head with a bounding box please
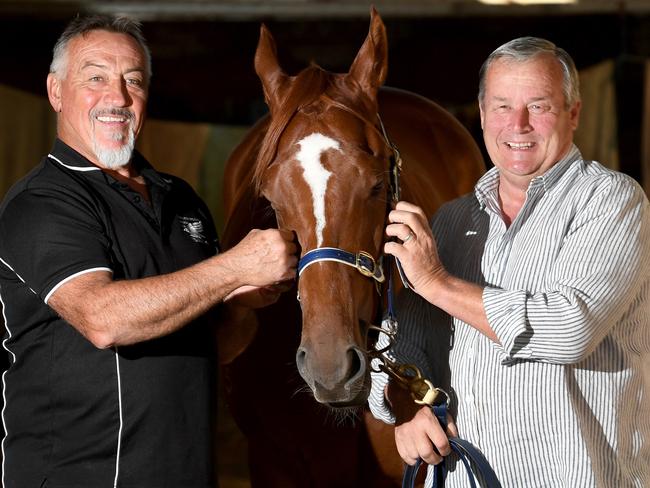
[253,9,393,407]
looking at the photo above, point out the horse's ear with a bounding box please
[255,24,289,110]
[347,7,388,94]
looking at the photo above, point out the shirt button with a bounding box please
[134,195,141,203]
[466,394,475,404]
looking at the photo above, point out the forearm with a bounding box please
[418,271,499,344]
[103,259,238,345]
[51,253,244,347]
[49,227,297,348]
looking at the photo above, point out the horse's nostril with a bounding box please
[347,346,366,382]
[296,347,307,376]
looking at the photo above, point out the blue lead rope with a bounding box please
[401,403,502,488]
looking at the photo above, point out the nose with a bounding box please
[104,79,131,107]
[511,107,532,132]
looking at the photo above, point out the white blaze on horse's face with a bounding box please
[295,133,342,247]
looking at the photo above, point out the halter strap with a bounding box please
[376,113,402,204]
[298,247,385,283]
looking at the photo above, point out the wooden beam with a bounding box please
[3,0,650,21]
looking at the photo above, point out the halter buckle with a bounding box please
[356,251,376,277]
[355,251,384,283]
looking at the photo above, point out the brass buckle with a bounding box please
[413,381,449,407]
[393,364,450,406]
[356,251,376,278]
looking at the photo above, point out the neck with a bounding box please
[104,164,138,179]
[106,167,150,203]
[497,177,528,227]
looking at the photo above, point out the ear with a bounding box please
[47,73,62,113]
[348,7,388,94]
[254,24,289,111]
[569,100,581,131]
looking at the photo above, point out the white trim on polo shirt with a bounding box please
[48,154,102,172]
[0,257,36,295]
[113,347,123,488]
[44,267,113,304]
[1,291,15,488]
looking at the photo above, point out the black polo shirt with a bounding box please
[0,139,219,487]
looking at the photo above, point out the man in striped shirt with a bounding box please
[370,37,650,486]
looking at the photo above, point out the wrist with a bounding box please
[386,380,421,426]
[209,252,246,293]
[415,267,450,304]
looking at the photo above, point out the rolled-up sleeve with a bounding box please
[485,174,650,364]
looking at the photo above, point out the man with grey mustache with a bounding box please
[0,14,296,487]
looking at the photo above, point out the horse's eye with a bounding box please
[370,180,384,197]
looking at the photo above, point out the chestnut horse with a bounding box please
[219,9,485,487]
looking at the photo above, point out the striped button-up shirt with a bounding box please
[369,144,650,487]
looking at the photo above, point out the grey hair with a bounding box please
[50,14,152,82]
[478,36,580,109]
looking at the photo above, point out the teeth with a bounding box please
[97,116,127,123]
[506,142,534,149]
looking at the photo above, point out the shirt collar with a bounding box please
[531,143,581,192]
[48,138,102,172]
[47,138,171,191]
[475,143,582,208]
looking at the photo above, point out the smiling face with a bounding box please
[479,54,581,190]
[46,29,148,169]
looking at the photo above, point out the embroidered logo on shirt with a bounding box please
[179,216,209,245]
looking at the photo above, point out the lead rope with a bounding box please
[370,254,502,488]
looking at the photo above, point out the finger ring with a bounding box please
[402,232,414,243]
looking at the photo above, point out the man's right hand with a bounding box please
[225,228,297,287]
[394,405,458,466]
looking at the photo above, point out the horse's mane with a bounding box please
[252,65,332,195]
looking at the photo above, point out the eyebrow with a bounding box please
[80,62,145,76]
[490,95,550,103]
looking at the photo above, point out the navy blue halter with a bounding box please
[298,247,385,283]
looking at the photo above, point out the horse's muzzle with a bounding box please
[296,344,370,406]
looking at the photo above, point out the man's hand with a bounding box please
[383,201,447,295]
[394,406,458,466]
[225,228,298,288]
[384,201,497,343]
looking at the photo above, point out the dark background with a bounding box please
[1,2,649,483]
[1,1,650,183]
